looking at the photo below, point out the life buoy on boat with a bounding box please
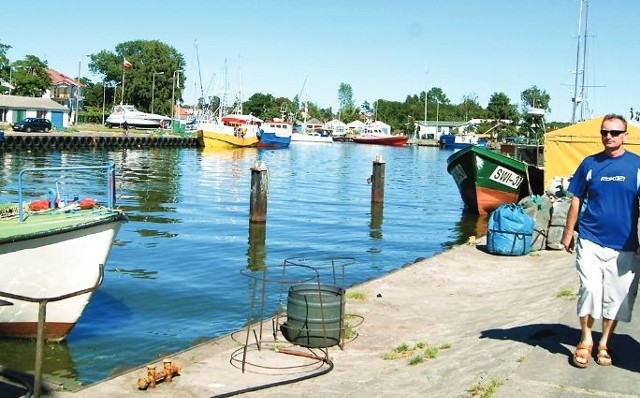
[29,199,51,211]
[78,198,97,210]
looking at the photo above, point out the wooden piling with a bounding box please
[249,161,268,223]
[371,155,385,203]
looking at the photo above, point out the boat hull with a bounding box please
[352,135,408,146]
[439,134,487,149]
[256,132,291,148]
[197,129,258,148]
[257,121,292,148]
[0,211,125,341]
[105,104,171,129]
[447,145,544,215]
[290,133,333,143]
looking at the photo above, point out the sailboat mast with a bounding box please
[571,0,586,123]
[579,1,590,121]
[195,40,205,111]
[220,59,228,118]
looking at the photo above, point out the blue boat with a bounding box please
[439,133,487,150]
[257,118,293,148]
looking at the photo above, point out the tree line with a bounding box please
[1,39,566,138]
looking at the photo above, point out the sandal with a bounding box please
[572,342,592,368]
[596,346,612,366]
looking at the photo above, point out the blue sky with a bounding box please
[3,0,638,122]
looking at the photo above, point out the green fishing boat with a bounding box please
[446,145,544,215]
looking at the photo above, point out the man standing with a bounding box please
[562,114,640,368]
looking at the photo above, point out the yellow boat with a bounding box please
[196,114,261,148]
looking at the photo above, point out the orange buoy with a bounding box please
[78,198,97,210]
[29,199,50,211]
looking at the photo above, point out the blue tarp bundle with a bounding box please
[487,203,535,256]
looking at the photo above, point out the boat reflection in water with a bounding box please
[442,212,489,248]
[0,339,82,391]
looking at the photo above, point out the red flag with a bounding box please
[123,59,132,69]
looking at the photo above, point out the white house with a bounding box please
[303,117,323,133]
[0,95,69,130]
[347,120,365,132]
[324,119,348,136]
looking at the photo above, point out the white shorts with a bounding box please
[575,238,640,322]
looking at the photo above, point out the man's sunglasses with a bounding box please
[600,129,626,137]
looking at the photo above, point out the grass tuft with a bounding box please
[381,341,451,365]
[556,287,577,300]
[467,378,503,398]
[346,290,367,301]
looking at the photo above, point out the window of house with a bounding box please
[0,108,7,122]
[37,111,47,118]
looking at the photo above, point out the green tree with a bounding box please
[376,99,410,132]
[337,83,358,122]
[88,40,185,116]
[520,85,551,142]
[10,55,50,97]
[338,83,354,110]
[243,93,294,121]
[428,87,450,105]
[305,101,332,122]
[459,93,484,121]
[81,78,100,108]
[486,92,520,139]
[486,92,518,121]
[361,100,373,116]
[0,42,11,92]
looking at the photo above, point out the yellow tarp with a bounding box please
[543,116,640,187]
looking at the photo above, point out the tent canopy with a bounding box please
[543,116,640,187]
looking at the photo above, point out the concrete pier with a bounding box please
[5,237,637,398]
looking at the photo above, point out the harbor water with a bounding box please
[0,143,485,388]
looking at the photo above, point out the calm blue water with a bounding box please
[0,144,484,387]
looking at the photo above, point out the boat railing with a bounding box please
[17,162,117,222]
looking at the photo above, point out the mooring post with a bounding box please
[250,161,268,223]
[371,155,385,203]
[163,359,173,382]
[147,365,157,388]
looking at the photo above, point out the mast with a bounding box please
[570,0,585,123]
[195,39,205,113]
[219,59,228,118]
[579,1,589,121]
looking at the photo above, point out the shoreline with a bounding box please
[34,240,579,397]
[8,239,640,397]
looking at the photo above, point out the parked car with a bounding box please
[12,118,52,133]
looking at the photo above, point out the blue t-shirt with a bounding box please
[567,150,640,251]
